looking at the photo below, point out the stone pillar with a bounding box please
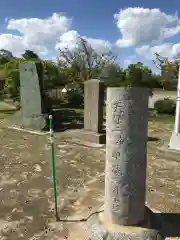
[11,61,51,131]
[168,65,180,151]
[105,87,149,225]
[78,79,106,144]
[84,79,104,132]
[87,87,164,239]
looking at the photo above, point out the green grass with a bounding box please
[148,113,175,123]
[0,103,175,126]
[53,107,83,114]
[153,88,176,91]
[55,108,175,125]
[153,89,176,95]
[0,109,17,114]
[0,109,16,121]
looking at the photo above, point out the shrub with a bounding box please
[154,98,176,114]
[65,84,84,108]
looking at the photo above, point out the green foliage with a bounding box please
[3,58,41,100]
[57,36,118,83]
[120,62,152,88]
[43,60,63,89]
[22,50,40,59]
[153,52,179,88]
[64,83,84,108]
[4,59,20,100]
[1,57,65,101]
[154,98,176,114]
[100,64,126,87]
[0,46,171,107]
[0,49,15,64]
[148,74,162,89]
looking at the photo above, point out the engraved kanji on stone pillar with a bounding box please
[105,87,149,226]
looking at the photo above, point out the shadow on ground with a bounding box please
[0,109,16,113]
[148,137,160,142]
[52,109,84,132]
[156,213,180,237]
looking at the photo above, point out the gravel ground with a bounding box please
[0,108,179,239]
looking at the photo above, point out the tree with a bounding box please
[57,36,117,83]
[22,50,40,59]
[4,59,20,100]
[43,60,65,89]
[0,49,14,64]
[0,48,68,101]
[99,64,126,87]
[123,62,152,88]
[153,53,169,70]
[149,74,162,89]
[153,52,179,90]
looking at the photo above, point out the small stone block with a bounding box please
[78,130,106,144]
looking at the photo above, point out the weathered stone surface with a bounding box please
[168,131,180,151]
[105,87,149,226]
[169,66,180,151]
[11,61,51,131]
[72,130,106,145]
[0,113,180,239]
[84,79,105,133]
[76,79,106,144]
[87,211,165,240]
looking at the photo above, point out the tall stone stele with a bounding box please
[80,79,105,144]
[12,61,51,131]
[87,87,164,239]
[169,65,180,151]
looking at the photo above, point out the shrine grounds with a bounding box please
[0,102,180,239]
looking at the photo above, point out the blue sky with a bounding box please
[1,0,180,72]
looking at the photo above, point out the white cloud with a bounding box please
[122,55,137,67]
[115,7,180,48]
[0,14,112,59]
[55,30,80,51]
[136,43,180,60]
[0,34,26,57]
[7,13,71,47]
[0,13,72,57]
[55,30,112,54]
[85,37,112,54]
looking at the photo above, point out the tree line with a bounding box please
[0,36,177,102]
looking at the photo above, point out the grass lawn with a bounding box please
[0,101,17,123]
[0,103,175,132]
[148,113,174,124]
[153,89,176,95]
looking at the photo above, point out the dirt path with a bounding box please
[0,114,179,239]
[0,122,105,239]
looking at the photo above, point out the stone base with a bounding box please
[168,131,180,152]
[78,130,106,144]
[87,207,164,240]
[11,110,49,131]
[158,144,180,155]
[8,126,49,135]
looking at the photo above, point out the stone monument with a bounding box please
[79,79,106,144]
[168,65,180,151]
[87,87,164,239]
[11,61,51,131]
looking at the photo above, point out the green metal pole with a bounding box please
[49,115,59,220]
